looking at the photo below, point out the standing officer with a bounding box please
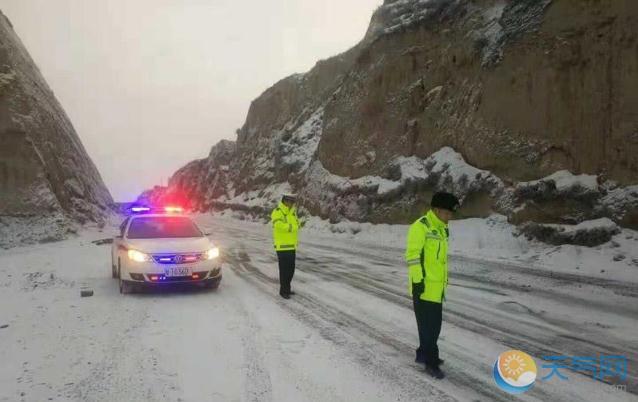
[271,194,300,299]
[405,192,460,379]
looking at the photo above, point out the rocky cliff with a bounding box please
[0,10,113,247]
[140,0,638,230]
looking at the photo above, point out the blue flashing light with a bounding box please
[130,206,151,213]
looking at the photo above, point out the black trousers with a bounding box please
[276,250,296,295]
[413,297,443,367]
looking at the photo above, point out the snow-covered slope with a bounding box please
[0,11,113,248]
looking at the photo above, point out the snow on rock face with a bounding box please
[365,0,465,39]
[402,147,505,198]
[279,107,324,173]
[0,11,112,248]
[516,170,600,201]
[0,214,74,249]
[138,0,638,237]
[518,218,620,247]
[598,185,638,229]
[474,0,553,66]
[365,0,551,63]
[216,182,292,217]
[301,146,505,223]
[509,170,635,228]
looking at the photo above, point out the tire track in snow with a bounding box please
[307,240,638,300]
[208,219,638,396]
[226,248,514,402]
[228,249,274,402]
[296,253,638,395]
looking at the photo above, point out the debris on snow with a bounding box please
[80,289,94,298]
[91,238,113,246]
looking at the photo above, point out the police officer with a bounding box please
[405,192,460,379]
[271,194,300,299]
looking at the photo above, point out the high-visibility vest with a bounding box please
[271,202,299,251]
[404,209,449,303]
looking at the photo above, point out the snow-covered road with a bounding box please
[0,216,636,401]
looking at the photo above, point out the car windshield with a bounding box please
[127,216,203,239]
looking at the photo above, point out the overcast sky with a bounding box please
[1,0,381,201]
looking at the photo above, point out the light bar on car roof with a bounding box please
[130,206,151,213]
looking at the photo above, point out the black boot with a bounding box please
[280,292,290,299]
[415,350,442,366]
[425,365,445,380]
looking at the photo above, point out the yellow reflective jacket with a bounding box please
[405,209,449,303]
[271,202,300,251]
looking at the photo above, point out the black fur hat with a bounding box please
[431,192,460,212]
[282,194,297,203]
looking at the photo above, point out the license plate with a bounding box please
[165,267,191,277]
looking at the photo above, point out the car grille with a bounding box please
[152,253,204,264]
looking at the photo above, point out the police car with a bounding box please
[111,206,222,294]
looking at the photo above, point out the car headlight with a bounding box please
[206,247,220,260]
[128,249,150,262]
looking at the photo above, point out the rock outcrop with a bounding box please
[517,218,621,247]
[139,0,638,233]
[0,11,113,247]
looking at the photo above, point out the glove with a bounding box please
[412,280,424,301]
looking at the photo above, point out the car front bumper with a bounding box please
[125,260,222,284]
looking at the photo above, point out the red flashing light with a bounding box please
[184,256,197,262]
[150,275,159,281]
[192,274,200,279]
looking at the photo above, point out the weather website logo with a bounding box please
[493,350,538,394]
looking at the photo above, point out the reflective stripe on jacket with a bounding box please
[404,209,449,303]
[271,202,299,251]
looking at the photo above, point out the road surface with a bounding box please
[0,215,635,401]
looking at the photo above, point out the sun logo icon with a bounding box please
[493,350,537,394]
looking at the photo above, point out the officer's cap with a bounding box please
[431,192,460,212]
[282,194,298,203]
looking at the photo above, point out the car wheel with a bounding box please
[206,280,220,291]
[118,262,133,294]
[119,276,133,294]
